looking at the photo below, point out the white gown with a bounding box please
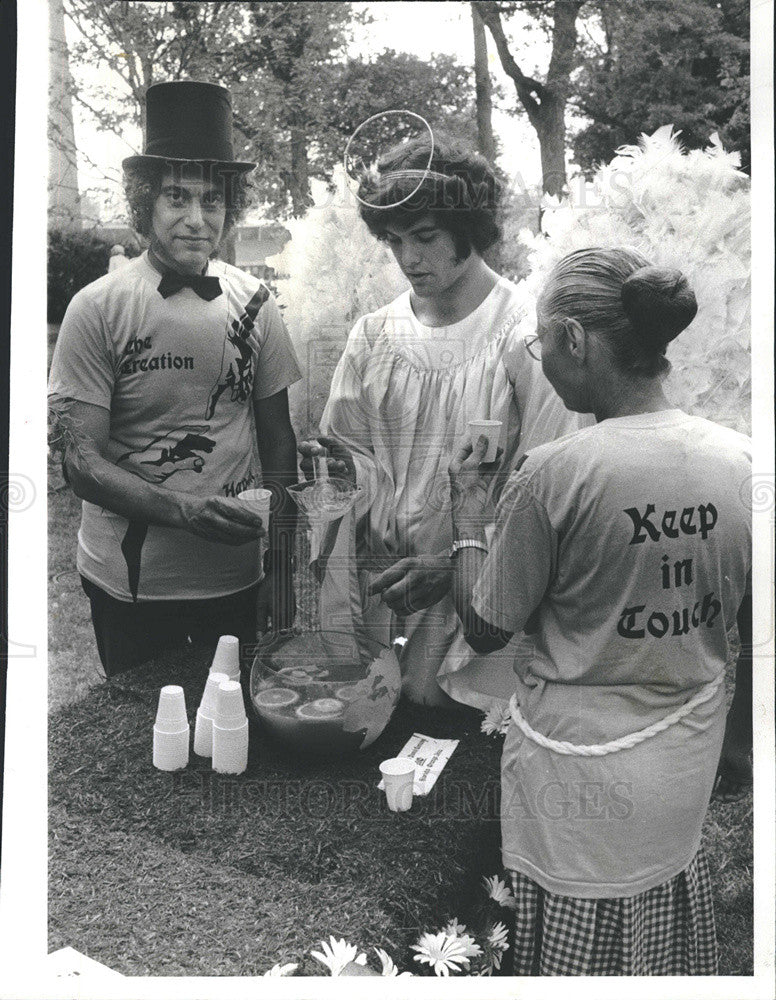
[316,277,583,708]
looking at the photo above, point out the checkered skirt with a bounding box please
[507,848,718,975]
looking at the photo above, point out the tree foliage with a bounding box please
[63,1,478,218]
[64,1,248,133]
[315,50,479,165]
[225,2,358,215]
[570,0,750,174]
[231,5,478,214]
[62,0,749,217]
[48,229,112,322]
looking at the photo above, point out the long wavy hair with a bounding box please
[123,161,255,247]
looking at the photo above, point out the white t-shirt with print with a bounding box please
[472,410,751,897]
[49,252,302,601]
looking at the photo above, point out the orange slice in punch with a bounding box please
[276,666,314,686]
[335,685,361,703]
[254,688,300,710]
[295,698,345,721]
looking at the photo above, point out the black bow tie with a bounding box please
[157,270,222,301]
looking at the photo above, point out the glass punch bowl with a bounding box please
[249,629,402,756]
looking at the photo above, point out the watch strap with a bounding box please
[450,538,489,558]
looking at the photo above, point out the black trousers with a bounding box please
[81,576,259,678]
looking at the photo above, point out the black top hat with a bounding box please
[122,81,255,173]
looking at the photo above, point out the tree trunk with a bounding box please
[48,0,82,231]
[536,94,567,198]
[471,3,496,164]
[288,126,312,216]
[478,0,582,197]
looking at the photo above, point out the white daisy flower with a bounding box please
[483,921,510,969]
[480,701,511,737]
[482,874,517,910]
[411,931,472,976]
[488,921,510,953]
[374,947,412,977]
[310,936,367,976]
[441,918,482,960]
[263,962,298,976]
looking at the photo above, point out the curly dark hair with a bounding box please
[123,160,255,245]
[358,135,502,259]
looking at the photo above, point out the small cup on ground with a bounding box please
[379,757,416,812]
[467,419,503,464]
[212,722,249,775]
[210,635,241,681]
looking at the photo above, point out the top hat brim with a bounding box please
[122,153,256,174]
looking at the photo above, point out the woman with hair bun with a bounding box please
[300,136,583,707]
[449,246,752,974]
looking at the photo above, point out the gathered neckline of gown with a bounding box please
[380,277,525,375]
[398,275,508,331]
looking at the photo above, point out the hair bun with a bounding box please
[621,266,697,346]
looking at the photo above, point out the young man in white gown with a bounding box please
[301,137,584,708]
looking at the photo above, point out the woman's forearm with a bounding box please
[451,547,512,653]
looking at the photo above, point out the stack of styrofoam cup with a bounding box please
[213,680,249,774]
[210,634,241,682]
[153,685,189,771]
[193,671,229,757]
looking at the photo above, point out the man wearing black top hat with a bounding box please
[49,81,301,676]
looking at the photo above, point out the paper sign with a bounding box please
[47,946,124,978]
[378,733,459,796]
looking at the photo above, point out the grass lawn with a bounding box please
[48,484,754,976]
[49,658,505,977]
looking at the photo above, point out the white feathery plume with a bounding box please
[517,125,750,433]
[270,164,406,432]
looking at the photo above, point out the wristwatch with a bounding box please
[449,538,489,558]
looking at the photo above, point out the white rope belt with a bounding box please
[508,673,725,757]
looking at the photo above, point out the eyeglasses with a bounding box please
[524,335,542,361]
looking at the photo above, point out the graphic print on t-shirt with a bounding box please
[48,255,302,601]
[205,285,270,419]
[616,500,722,640]
[116,425,216,484]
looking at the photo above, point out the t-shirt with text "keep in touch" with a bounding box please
[48,252,301,600]
[472,410,751,898]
